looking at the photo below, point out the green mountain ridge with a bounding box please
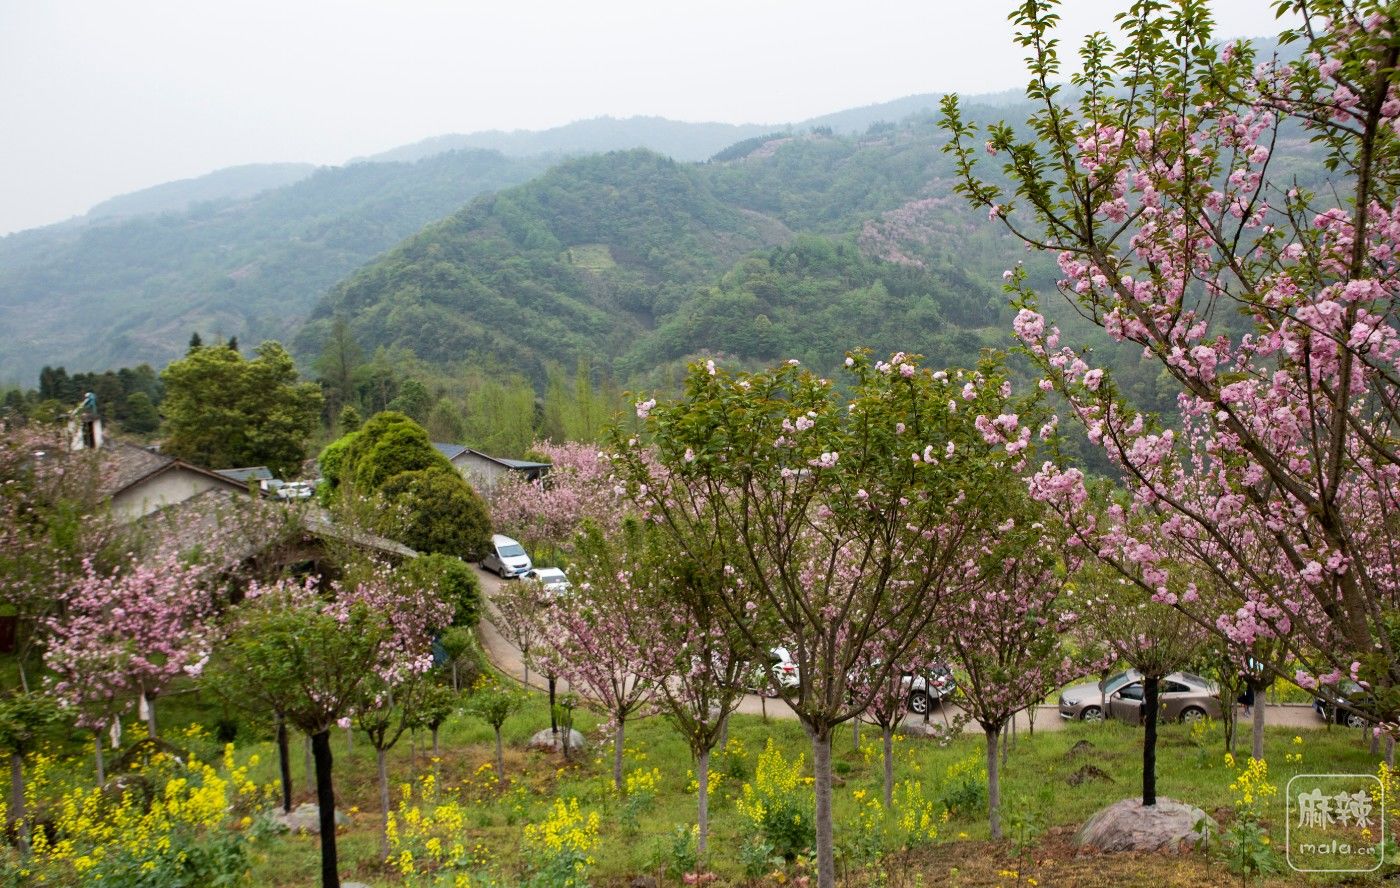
[0,150,553,383]
[303,116,1032,389]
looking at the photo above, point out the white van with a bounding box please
[482,534,533,578]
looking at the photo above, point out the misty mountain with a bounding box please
[301,114,1035,391]
[353,116,778,164]
[84,163,318,222]
[0,150,551,383]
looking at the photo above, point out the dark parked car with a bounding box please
[1313,680,1371,728]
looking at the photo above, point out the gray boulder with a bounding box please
[1075,797,1216,853]
[527,727,588,753]
[270,802,350,835]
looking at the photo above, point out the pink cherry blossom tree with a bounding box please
[936,510,1081,838]
[534,521,661,791]
[489,440,624,557]
[632,533,751,865]
[846,633,919,812]
[0,422,118,689]
[941,0,1400,733]
[1068,568,1209,807]
[45,555,213,744]
[610,351,1032,888]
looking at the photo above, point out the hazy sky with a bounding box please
[0,0,1285,235]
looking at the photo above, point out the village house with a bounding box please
[432,442,550,493]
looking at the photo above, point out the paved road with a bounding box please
[473,564,1327,735]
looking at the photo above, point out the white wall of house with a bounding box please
[111,469,241,522]
[451,452,508,493]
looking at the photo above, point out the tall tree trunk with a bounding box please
[985,727,1002,839]
[1251,685,1266,762]
[451,662,459,693]
[1387,736,1395,768]
[494,726,505,787]
[696,745,710,866]
[807,723,836,888]
[9,751,26,850]
[376,747,390,862]
[1371,729,1381,755]
[1143,676,1160,807]
[760,693,767,722]
[612,718,626,792]
[312,730,340,888]
[548,676,557,737]
[277,715,293,814]
[882,725,894,810]
[718,712,729,749]
[432,726,440,758]
[141,691,157,738]
[94,732,105,786]
[305,735,313,785]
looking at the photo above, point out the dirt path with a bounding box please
[473,564,1328,735]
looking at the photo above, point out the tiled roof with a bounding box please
[138,488,417,568]
[215,466,275,483]
[432,441,550,471]
[95,443,174,499]
[432,442,468,461]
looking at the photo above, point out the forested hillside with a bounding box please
[300,150,790,372]
[0,150,551,382]
[304,109,1040,390]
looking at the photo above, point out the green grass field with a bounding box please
[12,672,1393,887]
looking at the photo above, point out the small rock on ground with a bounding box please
[527,727,588,753]
[270,802,349,835]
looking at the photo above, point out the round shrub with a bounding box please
[402,553,482,627]
[378,466,492,561]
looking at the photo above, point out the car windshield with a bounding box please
[1099,671,1131,693]
[499,544,526,558]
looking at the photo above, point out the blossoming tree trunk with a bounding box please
[696,746,711,861]
[277,715,293,814]
[1251,683,1266,763]
[8,751,25,848]
[808,724,836,888]
[612,719,626,792]
[93,732,105,785]
[984,726,1002,839]
[312,729,340,888]
[1143,677,1159,807]
[376,747,390,861]
[883,726,895,811]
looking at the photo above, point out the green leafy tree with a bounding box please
[400,553,482,628]
[387,378,434,422]
[320,412,492,558]
[210,579,412,888]
[378,468,492,561]
[120,391,160,435]
[612,352,1030,888]
[465,677,527,788]
[0,691,61,846]
[160,341,321,477]
[313,315,365,420]
[337,404,362,435]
